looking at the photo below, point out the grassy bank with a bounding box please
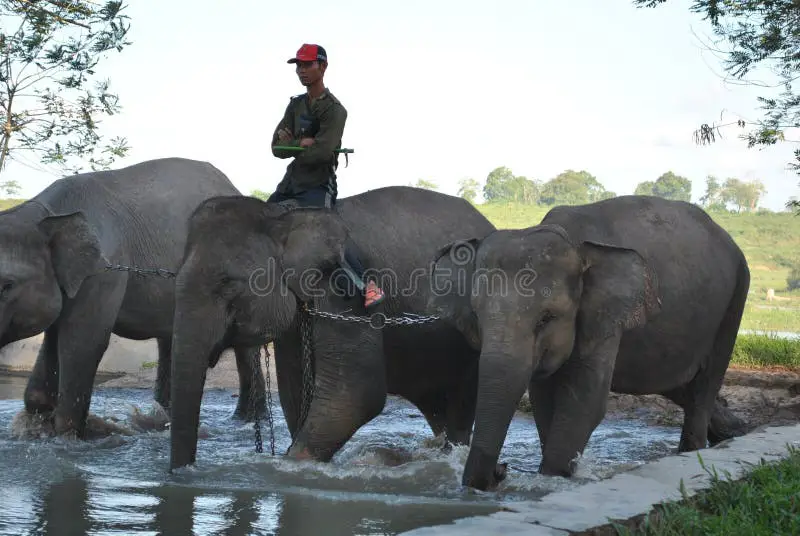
[731,332,800,370]
[608,446,800,535]
[476,201,800,334]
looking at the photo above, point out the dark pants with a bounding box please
[266,187,369,292]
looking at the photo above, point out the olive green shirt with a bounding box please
[271,88,348,194]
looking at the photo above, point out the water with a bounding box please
[0,376,680,535]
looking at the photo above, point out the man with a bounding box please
[268,43,384,309]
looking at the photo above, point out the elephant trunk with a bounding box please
[169,300,227,472]
[462,328,534,491]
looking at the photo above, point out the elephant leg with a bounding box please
[529,378,558,454]
[411,392,447,439]
[286,322,387,462]
[444,365,479,446]
[154,337,172,413]
[24,324,60,414]
[539,334,620,477]
[232,345,267,422]
[273,321,305,441]
[53,275,126,438]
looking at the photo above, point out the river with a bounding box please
[0,375,681,535]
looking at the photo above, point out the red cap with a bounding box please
[287,44,328,64]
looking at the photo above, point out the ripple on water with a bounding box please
[0,382,681,535]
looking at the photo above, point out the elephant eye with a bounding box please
[0,280,12,298]
[535,310,555,331]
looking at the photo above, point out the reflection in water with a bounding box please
[0,376,680,536]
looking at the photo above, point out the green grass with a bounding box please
[730,333,800,370]
[611,446,800,535]
[475,202,800,334]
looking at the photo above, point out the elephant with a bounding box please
[167,186,497,471]
[0,157,267,438]
[427,194,751,491]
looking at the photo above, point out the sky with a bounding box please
[4,0,800,210]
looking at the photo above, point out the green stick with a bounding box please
[273,145,354,153]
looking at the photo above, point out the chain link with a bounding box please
[301,303,440,328]
[262,344,276,455]
[297,307,315,439]
[104,264,176,278]
[248,345,276,455]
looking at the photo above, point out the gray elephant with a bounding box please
[167,186,497,470]
[428,195,750,490]
[0,157,267,438]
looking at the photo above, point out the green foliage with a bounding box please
[614,446,800,535]
[634,171,691,202]
[633,0,800,213]
[482,166,539,203]
[0,178,20,196]
[414,178,438,190]
[249,189,270,201]
[0,1,132,175]
[731,333,800,370]
[699,175,768,212]
[457,177,480,203]
[539,169,615,205]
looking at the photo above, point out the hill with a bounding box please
[1,197,797,332]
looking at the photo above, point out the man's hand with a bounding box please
[277,128,293,143]
[299,137,315,148]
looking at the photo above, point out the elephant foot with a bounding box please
[23,388,56,415]
[538,457,578,478]
[232,399,267,423]
[286,444,315,461]
[462,448,509,491]
[54,411,84,440]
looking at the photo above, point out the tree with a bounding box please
[720,177,767,212]
[457,177,480,203]
[0,1,132,176]
[250,189,270,201]
[633,0,800,212]
[633,171,692,202]
[0,178,20,197]
[414,178,438,190]
[482,166,540,203]
[699,175,722,207]
[538,169,614,206]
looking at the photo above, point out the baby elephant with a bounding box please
[428,195,750,491]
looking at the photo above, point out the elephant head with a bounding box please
[427,223,661,490]
[169,198,358,471]
[0,202,110,347]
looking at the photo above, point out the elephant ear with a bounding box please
[267,207,348,298]
[577,240,661,341]
[37,211,110,299]
[427,238,483,349]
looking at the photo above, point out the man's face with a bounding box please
[295,60,325,86]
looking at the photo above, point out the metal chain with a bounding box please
[297,307,315,439]
[301,303,440,328]
[262,344,276,455]
[248,345,276,456]
[104,264,176,278]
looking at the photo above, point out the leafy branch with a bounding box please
[0,0,132,176]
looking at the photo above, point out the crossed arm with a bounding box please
[271,101,347,164]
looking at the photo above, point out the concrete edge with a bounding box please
[398,423,800,535]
